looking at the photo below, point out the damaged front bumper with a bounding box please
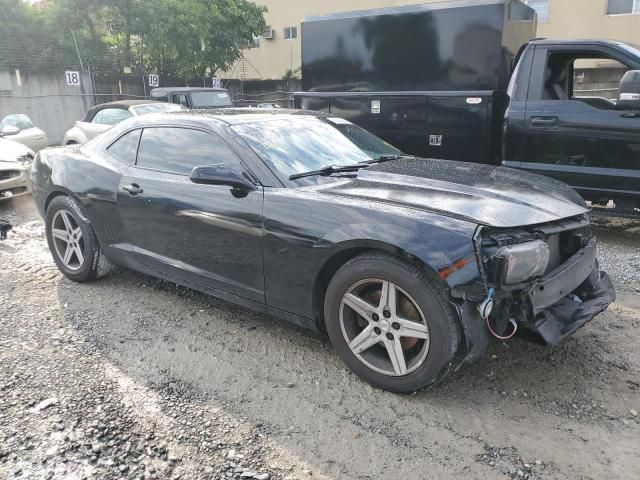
[528,265,615,346]
[524,237,615,345]
[456,236,615,364]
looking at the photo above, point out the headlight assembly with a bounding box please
[496,239,550,284]
[17,154,33,166]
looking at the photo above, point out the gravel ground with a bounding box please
[1,196,639,480]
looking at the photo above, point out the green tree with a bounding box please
[1,0,266,80]
[0,0,79,69]
[142,0,267,81]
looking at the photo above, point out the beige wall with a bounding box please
[224,0,640,80]
[538,0,640,46]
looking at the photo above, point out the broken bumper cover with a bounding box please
[527,238,615,345]
[0,166,31,200]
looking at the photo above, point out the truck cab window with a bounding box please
[172,94,189,107]
[543,52,631,110]
[573,58,629,104]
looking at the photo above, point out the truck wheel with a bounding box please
[324,252,461,393]
[45,196,112,282]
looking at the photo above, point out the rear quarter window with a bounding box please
[106,129,141,164]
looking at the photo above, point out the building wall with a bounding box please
[224,0,640,81]
[0,70,93,145]
[538,0,640,46]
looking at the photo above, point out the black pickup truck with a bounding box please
[294,0,640,214]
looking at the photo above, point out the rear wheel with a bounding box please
[324,252,460,393]
[45,195,112,282]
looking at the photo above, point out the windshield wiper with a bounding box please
[288,155,413,181]
[289,164,366,180]
[364,154,414,164]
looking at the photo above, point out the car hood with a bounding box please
[0,138,33,163]
[316,158,589,228]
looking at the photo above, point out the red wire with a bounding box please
[486,316,518,340]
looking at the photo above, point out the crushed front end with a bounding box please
[477,215,615,346]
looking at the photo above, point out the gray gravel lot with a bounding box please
[1,196,639,480]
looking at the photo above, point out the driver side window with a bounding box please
[136,127,242,175]
[543,51,632,110]
[171,94,189,107]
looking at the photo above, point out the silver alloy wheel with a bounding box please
[339,278,430,377]
[51,210,85,271]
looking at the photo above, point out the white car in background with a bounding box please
[0,114,48,152]
[0,137,34,201]
[63,100,185,145]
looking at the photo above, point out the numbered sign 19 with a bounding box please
[65,71,81,86]
[148,74,159,88]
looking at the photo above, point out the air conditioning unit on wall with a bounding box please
[264,28,275,40]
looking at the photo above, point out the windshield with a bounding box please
[0,114,34,131]
[190,91,233,108]
[130,103,185,115]
[619,42,640,60]
[232,116,403,178]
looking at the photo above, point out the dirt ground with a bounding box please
[1,195,639,480]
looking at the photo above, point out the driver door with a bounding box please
[117,126,265,302]
[521,46,640,198]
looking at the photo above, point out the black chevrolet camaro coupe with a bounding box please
[31,109,615,393]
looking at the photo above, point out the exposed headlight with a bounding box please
[17,154,33,166]
[496,240,550,284]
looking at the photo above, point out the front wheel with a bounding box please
[45,195,112,282]
[324,252,461,393]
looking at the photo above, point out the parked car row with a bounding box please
[1,91,218,200]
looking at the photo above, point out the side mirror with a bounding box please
[190,164,257,192]
[617,70,640,110]
[0,125,20,137]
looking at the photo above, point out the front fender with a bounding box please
[318,219,480,294]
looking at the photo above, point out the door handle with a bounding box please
[621,112,640,118]
[122,183,143,195]
[531,116,559,127]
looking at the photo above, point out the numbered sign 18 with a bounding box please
[65,71,81,86]
[148,74,159,87]
[212,76,221,88]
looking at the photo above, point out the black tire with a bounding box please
[45,195,112,282]
[324,252,461,393]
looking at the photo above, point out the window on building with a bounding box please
[607,0,640,15]
[525,0,550,22]
[283,27,297,40]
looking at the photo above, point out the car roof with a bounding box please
[529,39,632,48]
[124,108,331,128]
[150,87,228,94]
[82,100,157,121]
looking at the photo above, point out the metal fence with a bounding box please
[0,68,301,145]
